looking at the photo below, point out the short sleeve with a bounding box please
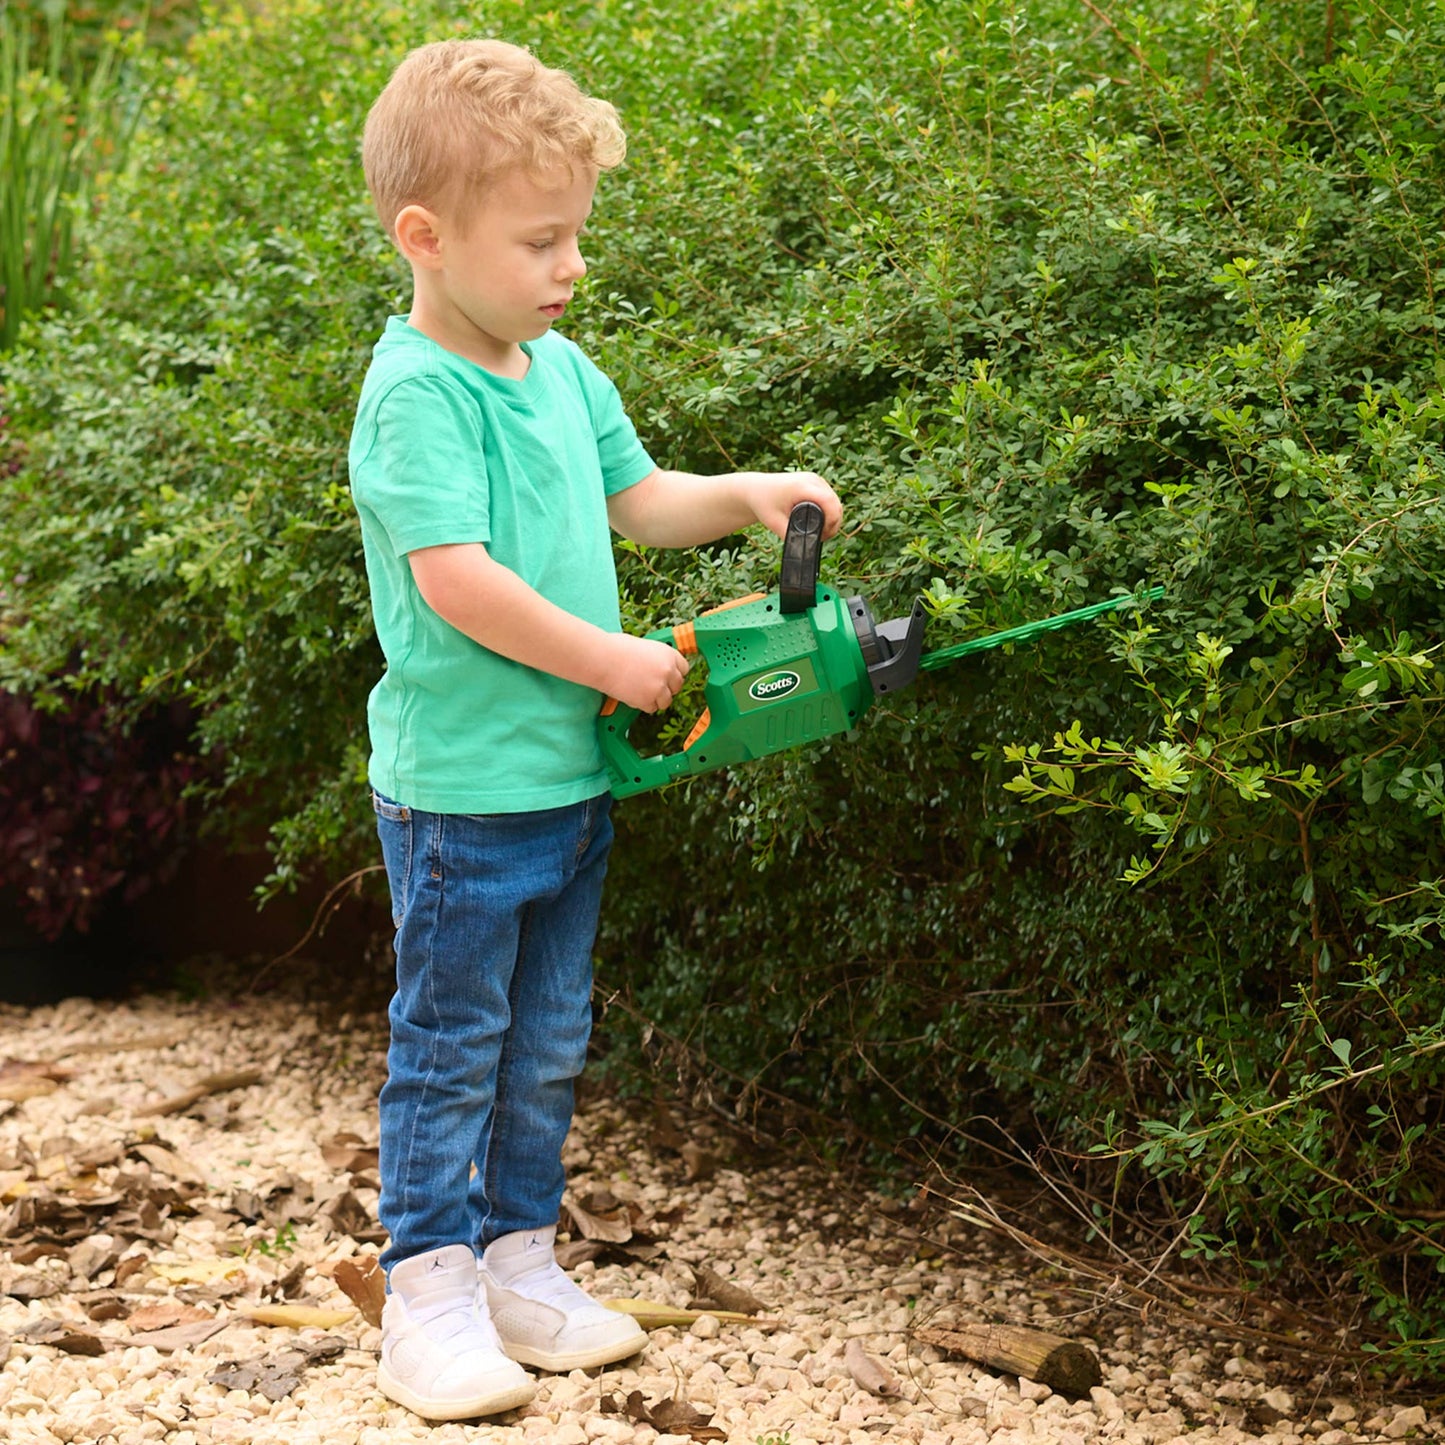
[354,376,492,557]
[567,347,655,496]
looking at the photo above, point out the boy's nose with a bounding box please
[557,240,586,281]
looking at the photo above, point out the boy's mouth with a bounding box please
[540,302,568,319]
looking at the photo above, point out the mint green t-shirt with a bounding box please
[348,319,655,813]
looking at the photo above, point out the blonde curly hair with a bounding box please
[362,39,626,240]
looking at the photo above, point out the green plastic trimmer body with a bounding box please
[599,503,1160,799]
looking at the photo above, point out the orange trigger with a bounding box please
[684,708,712,750]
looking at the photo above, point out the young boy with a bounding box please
[349,38,840,1423]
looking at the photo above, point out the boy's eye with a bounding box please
[528,240,554,251]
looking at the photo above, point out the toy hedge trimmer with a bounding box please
[600,502,1162,799]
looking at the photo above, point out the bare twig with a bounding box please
[140,1069,264,1117]
[248,865,385,992]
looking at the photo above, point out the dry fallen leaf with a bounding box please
[11,1243,65,1265]
[128,1318,230,1353]
[261,1260,307,1303]
[208,1336,345,1402]
[68,1238,118,1283]
[7,1274,68,1301]
[325,1191,386,1244]
[562,1189,634,1244]
[0,1059,72,1102]
[115,1255,150,1287]
[320,1133,380,1174]
[555,1239,607,1270]
[72,1142,124,1172]
[131,1143,208,1187]
[332,1255,386,1328]
[208,1356,309,1402]
[243,1304,354,1330]
[53,1331,108,1357]
[607,1389,726,1442]
[603,1298,769,1330]
[149,1258,248,1285]
[845,1337,903,1397]
[689,1264,769,1315]
[33,1154,71,1183]
[126,1302,216,1333]
[0,1169,31,1201]
[67,1179,124,1207]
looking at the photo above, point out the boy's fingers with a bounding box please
[635,646,688,712]
[658,662,687,709]
[800,475,844,535]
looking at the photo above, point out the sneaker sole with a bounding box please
[376,1363,535,1421]
[501,1329,646,1374]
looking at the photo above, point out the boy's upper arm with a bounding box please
[406,540,495,620]
[606,466,663,539]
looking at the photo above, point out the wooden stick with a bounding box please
[915,1323,1102,1398]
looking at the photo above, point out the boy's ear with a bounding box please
[394,205,444,269]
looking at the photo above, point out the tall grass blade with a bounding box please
[0,5,141,350]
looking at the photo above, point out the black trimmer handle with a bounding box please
[779,501,824,614]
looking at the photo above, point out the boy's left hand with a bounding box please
[746,471,843,540]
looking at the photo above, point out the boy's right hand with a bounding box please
[601,632,690,714]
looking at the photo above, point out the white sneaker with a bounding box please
[479,1226,647,1372]
[377,1244,536,1420]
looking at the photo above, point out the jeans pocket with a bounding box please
[372,791,413,929]
[372,791,411,823]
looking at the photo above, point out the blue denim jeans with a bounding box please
[371,791,613,1269]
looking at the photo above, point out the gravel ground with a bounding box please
[0,958,1436,1445]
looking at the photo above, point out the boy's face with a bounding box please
[403,164,598,375]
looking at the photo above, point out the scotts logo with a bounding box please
[748,670,802,702]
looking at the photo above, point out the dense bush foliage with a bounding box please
[1,0,1442,1371]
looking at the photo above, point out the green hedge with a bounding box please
[1,0,1442,1372]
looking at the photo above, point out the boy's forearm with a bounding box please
[409,543,616,691]
[408,542,689,713]
[606,468,759,547]
[608,467,841,548]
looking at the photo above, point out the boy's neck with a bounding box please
[405,304,531,380]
